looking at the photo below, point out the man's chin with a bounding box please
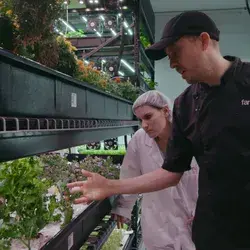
[186,79,199,85]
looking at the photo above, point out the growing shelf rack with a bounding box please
[0,46,139,249]
[61,0,155,93]
[0,0,152,248]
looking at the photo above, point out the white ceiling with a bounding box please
[150,0,247,13]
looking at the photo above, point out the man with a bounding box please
[68,11,250,250]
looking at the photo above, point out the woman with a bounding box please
[110,90,198,250]
[68,90,198,249]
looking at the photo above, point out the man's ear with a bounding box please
[200,32,210,51]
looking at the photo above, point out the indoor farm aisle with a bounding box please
[0,154,120,250]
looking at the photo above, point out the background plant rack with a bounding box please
[71,43,154,79]
[66,0,155,92]
[0,116,138,162]
[40,196,118,250]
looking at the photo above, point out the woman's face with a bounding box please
[134,105,169,138]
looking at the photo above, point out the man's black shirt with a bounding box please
[162,56,250,249]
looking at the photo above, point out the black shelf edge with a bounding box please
[140,45,154,76]
[123,233,135,250]
[140,0,155,44]
[139,75,151,92]
[0,48,133,105]
[0,122,138,162]
[40,196,118,250]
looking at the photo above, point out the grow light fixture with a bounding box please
[95,0,99,3]
[128,29,133,35]
[123,21,128,28]
[64,0,68,4]
[110,28,117,36]
[84,60,89,64]
[101,59,106,63]
[89,0,93,3]
[93,28,102,37]
[121,59,135,73]
[55,28,65,37]
[100,15,105,21]
[95,29,102,37]
[59,18,76,32]
[122,6,128,9]
[79,0,84,4]
[118,71,124,76]
[82,16,88,22]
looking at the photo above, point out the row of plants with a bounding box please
[0,0,138,101]
[80,215,122,250]
[0,154,120,250]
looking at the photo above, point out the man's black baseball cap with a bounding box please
[145,11,220,61]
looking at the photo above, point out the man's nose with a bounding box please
[170,59,178,69]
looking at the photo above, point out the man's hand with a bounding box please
[67,170,113,204]
[67,168,182,204]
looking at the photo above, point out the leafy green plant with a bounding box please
[140,33,151,49]
[65,29,85,38]
[144,77,158,90]
[40,154,83,228]
[11,0,64,46]
[101,229,122,250]
[0,157,58,249]
[56,36,79,77]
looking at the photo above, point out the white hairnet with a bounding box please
[132,90,173,122]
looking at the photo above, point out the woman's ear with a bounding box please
[162,105,169,117]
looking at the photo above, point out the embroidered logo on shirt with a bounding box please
[241,99,250,105]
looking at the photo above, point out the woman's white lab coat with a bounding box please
[112,128,198,250]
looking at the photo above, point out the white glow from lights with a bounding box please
[55,28,65,37]
[84,60,89,64]
[64,1,68,4]
[95,8,99,10]
[79,0,84,4]
[100,15,105,20]
[119,0,124,2]
[59,18,76,32]
[86,8,91,11]
[82,16,87,22]
[128,29,133,35]
[118,71,124,76]
[123,21,128,28]
[101,59,106,63]
[94,29,102,37]
[100,8,105,10]
[118,13,122,17]
[121,59,135,73]
[96,31,102,37]
[123,6,128,9]
[110,28,117,36]
[94,0,98,3]
[89,0,93,3]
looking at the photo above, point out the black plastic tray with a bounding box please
[0,48,133,120]
[40,196,118,250]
